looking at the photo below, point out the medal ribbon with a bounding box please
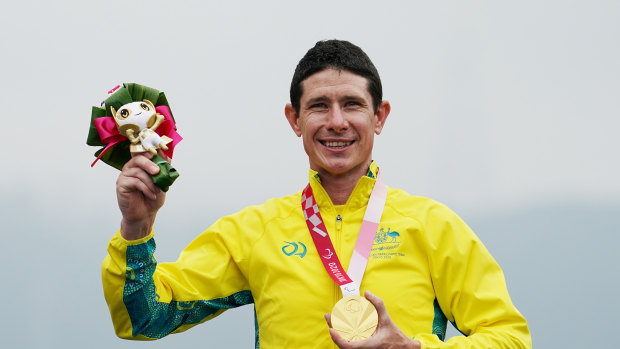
[302,173,388,297]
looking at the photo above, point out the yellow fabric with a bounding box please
[102,164,531,348]
[333,204,345,215]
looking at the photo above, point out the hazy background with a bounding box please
[1,0,618,347]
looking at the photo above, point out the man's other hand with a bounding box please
[325,291,421,349]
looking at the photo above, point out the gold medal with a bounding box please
[331,295,378,341]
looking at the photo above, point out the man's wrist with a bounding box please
[120,217,155,240]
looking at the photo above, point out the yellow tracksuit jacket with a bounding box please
[102,163,531,348]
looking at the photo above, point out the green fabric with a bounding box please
[151,154,179,192]
[103,83,166,117]
[86,106,108,146]
[124,238,253,339]
[432,298,448,341]
[95,141,132,171]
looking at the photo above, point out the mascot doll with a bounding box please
[87,83,182,191]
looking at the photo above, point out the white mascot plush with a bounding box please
[111,100,172,155]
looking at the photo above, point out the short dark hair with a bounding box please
[289,40,383,114]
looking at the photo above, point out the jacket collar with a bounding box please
[308,161,379,214]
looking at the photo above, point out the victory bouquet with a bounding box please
[87,83,182,191]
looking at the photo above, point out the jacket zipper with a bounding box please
[336,214,342,233]
[334,214,343,306]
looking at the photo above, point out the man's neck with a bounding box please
[314,162,371,206]
[321,177,358,205]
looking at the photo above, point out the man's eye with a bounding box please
[140,103,150,111]
[310,103,327,109]
[345,101,361,107]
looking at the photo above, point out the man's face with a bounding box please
[285,69,389,179]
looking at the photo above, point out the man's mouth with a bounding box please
[321,141,353,148]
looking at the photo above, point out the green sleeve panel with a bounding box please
[102,231,253,340]
[123,239,253,339]
[431,298,447,341]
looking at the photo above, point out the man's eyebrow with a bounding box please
[340,95,365,102]
[304,96,329,105]
[305,95,366,106]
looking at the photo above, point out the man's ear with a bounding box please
[374,101,391,135]
[284,104,302,137]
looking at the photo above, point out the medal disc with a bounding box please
[331,295,378,341]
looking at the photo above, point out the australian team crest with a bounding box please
[374,228,400,244]
[371,227,402,260]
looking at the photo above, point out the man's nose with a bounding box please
[326,106,348,131]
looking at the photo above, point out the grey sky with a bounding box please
[1,1,618,347]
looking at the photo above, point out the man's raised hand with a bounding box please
[116,152,167,240]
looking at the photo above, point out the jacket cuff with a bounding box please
[111,229,155,247]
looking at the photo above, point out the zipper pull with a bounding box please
[336,214,342,232]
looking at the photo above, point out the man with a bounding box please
[103,40,531,348]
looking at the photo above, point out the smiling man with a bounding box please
[285,68,390,205]
[102,40,532,348]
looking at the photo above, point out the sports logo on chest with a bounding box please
[370,227,404,260]
[281,241,307,258]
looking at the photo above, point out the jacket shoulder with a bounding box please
[386,187,456,219]
[384,187,474,241]
[210,191,303,238]
[232,191,301,221]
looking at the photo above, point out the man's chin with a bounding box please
[315,161,367,178]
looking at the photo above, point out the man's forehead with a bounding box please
[300,69,370,100]
[302,68,368,84]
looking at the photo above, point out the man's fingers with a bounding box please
[364,291,391,326]
[130,151,154,160]
[157,148,171,163]
[121,165,158,189]
[118,161,162,200]
[119,174,158,200]
[329,328,356,349]
[124,153,160,175]
[325,313,332,328]
[364,291,386,313]
[326,312,376,349]
[326,313,358,348]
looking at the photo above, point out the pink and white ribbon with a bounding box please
[302,173,387,297]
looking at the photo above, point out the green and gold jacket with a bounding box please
[102,162,531,348]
